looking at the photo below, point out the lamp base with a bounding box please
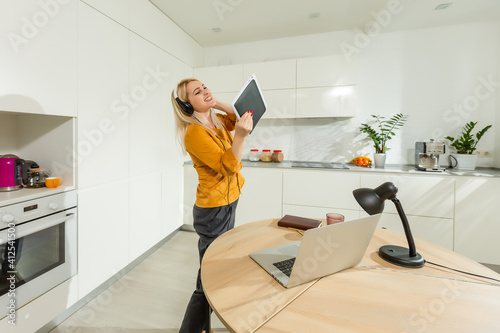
[379,245,425,268]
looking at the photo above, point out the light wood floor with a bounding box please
[50,231,229,333]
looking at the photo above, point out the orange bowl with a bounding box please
[45,177,61,188]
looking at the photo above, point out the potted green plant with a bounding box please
[360,113,408,168]
[445,121,492,170]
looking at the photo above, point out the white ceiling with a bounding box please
[150,0,500,47]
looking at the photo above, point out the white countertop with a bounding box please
[0,185,76,207]
[185,160,500,177]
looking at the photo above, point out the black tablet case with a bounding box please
[233,76,267,132]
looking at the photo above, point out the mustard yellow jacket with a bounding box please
[185,114,245,208]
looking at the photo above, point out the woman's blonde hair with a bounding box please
[171,78,225,154]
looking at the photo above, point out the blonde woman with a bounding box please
[172,78,253,332]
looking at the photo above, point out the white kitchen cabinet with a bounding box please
[194,65,245,93]
[130,0,202,68]
[359,174,455,249]
[0,0,77,116]
[455,177,500,265]
[81,0,130,27]
[77,180,130,297]
[262,89,296,119]
[77,2,130,189]
[161,55,187,236]
[359,174,455,218]
[236,167,283,226]
[183,164,198,226]
[183,165,283,227]
[129,34,165,177]
[283,170,361,211]
[129,173,163,262]
[295,86,357,118]
[214,92,238,106]
[243,59,296,90]
[373,213,454,250]
[283,204,360,221]
[130,0,169,52]
[296,55,357,88]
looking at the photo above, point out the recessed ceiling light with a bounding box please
[309,13,320,19]
[212,28,222,33]
[435,3,452,10]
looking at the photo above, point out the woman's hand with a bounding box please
[231,111,253,161]
[234,111,253,138]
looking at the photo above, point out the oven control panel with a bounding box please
[0,190,76,229]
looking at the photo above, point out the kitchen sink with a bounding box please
[291,161,348,169]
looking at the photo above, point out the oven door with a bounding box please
[0,208,77,319]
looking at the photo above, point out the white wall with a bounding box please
[203,21,499,167]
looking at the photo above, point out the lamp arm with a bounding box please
[391,198,417,257]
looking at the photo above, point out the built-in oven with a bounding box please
[0,190,77,320]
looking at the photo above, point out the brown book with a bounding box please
[277,215,322,230]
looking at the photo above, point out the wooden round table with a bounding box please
[201,219,500,332]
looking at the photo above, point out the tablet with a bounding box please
[232,74,267,132]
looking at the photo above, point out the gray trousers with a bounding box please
[179,199,238,333]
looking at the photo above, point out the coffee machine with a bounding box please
[415,140,446,171]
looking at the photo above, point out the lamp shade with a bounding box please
[353,182,398,215]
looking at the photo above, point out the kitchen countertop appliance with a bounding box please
[0,154,28,192]
[415,140,446,171]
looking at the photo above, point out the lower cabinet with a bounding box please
[283,204,361,221]
[78,181,130,297]
[183,165,283,227]
[183,165,197,226]
[455,177,500,265]
[283,170,361,210]
[236,167,283,226]
[282,169,361,221]
[359,174,456,252]
[183,165,499,265]
[374,213,454,251]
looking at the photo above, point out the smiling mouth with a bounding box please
[205,96,212,102]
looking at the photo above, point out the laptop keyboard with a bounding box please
[273,258,296,277]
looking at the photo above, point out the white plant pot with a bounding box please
[374,153,386,168]
[449,153,478,171]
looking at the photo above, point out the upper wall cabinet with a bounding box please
[194,65,245,93]
[243,59,296,90]
[195,55,357,118]
[0,0,77,116]
[296,55,357,88]
[296,86,358,118]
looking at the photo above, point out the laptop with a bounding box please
[249,214,381,288]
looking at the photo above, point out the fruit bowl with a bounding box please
[349,156,373,168]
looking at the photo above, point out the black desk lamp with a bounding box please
[353,182,424,268]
